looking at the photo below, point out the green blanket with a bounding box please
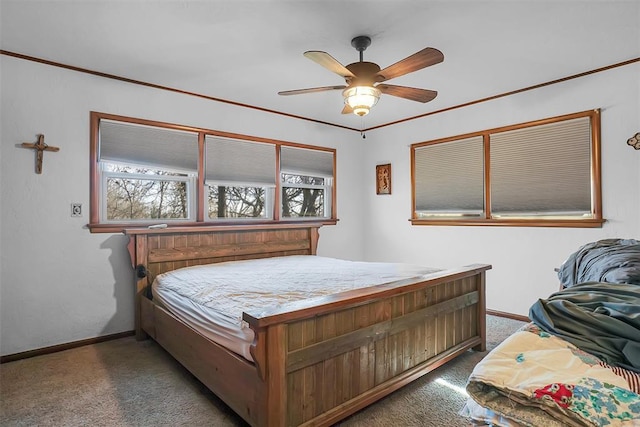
[529,282,640,372]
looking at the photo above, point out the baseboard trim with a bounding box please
[486,309,530,323]
[1,330,135,364]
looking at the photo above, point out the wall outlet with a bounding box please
[71,203,82,217]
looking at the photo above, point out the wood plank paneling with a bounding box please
[149,240,310,263]
[354,304,373,395]
[302,319,318,423]
[283,276,485,426]
[286,291,479,372]
[321,312,337,413]
[425,295,433,359]
[403,291,416,370]
[445,281,454,350]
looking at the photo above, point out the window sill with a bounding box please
[410,218,605,228]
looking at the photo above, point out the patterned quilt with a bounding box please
[466,323,640,426]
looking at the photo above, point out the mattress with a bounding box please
[152,255,441,361]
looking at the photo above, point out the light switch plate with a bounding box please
[71,203,82,217]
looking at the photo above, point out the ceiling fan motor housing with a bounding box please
[345,62,380,86]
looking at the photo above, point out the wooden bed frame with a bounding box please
[125,223,491,427]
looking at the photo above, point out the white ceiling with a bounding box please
[1,1,639,130]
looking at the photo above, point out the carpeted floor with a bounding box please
[0,315,525,427]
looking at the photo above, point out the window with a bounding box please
[414,135,484,218]
[411,109,603,227]
[280,146,334,219]
[103,165,192,221]
[205,136,275,220]
[90,113,336,232]
[98,119,198,223]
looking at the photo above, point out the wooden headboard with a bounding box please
[125,223,321,282]
[124,223,322,337]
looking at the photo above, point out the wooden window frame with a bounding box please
[411,109,604,228]
[89,112,337,233]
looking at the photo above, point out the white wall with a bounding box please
[362,63,640,317]
[0,56,365,356]
[1,54,638,356]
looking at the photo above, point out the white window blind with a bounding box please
[205,136,276,185]
[99,120,199,172]
[490,116,592,215]
[281,146,334,177]
[414,136,484,213]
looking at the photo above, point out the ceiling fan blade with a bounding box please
[376,47,444,82]
[304,51,355,78]
[377,84,438,103]
[278,85,346,96]
[341,104,353,115]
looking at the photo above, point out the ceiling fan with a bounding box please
[278,36,444,116]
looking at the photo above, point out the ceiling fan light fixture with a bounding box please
[343,86,381,116]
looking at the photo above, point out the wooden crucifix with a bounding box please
[21,134,59,174]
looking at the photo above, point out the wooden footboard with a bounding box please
[125,224,490,427]
[245,264,489,426]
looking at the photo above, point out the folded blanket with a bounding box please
[466,324,640,427]
[529,282,640,372]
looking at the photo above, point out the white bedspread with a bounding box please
[152,255,440,361]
